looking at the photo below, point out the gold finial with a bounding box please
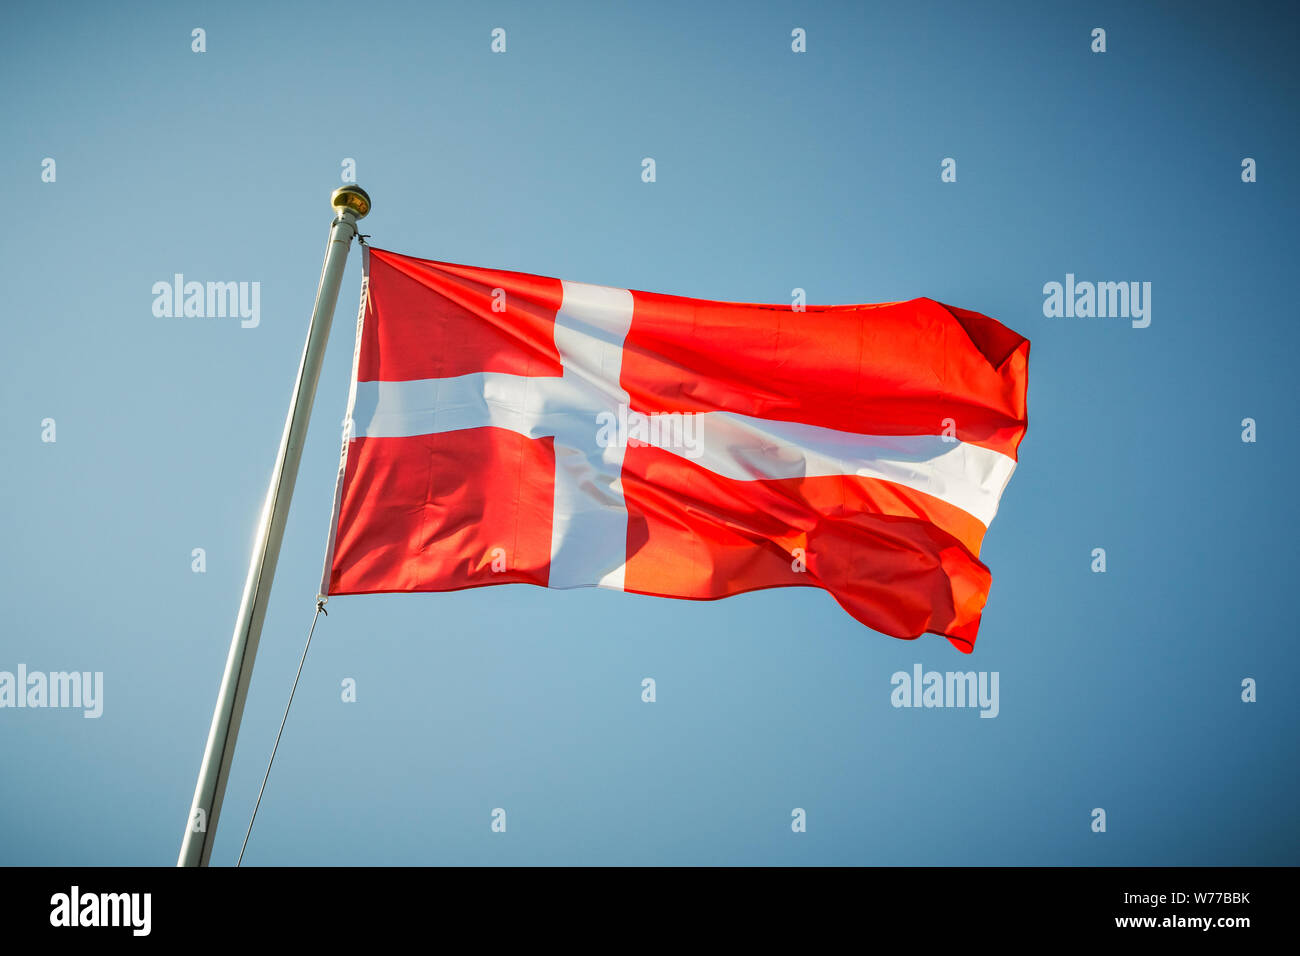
[331,185,371,219]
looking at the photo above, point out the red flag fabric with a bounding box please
[322,247,1029,652]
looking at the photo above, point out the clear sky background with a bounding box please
[2,0,1296,865]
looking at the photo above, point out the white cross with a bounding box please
[346,280,1017,590]
[352,280,639,590]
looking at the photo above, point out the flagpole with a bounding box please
[177,185,371,867]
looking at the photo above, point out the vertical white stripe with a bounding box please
[546,281,634,590]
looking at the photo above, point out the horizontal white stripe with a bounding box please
[351,373,1015,529]
[657,412,1015,527]
[353,372,547,440]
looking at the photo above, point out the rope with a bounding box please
[236,599,327,866]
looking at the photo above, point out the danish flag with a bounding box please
[321,247,1029,652]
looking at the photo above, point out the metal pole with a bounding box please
[178,185,371,866]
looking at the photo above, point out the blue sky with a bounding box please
[1,0,1296,865]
